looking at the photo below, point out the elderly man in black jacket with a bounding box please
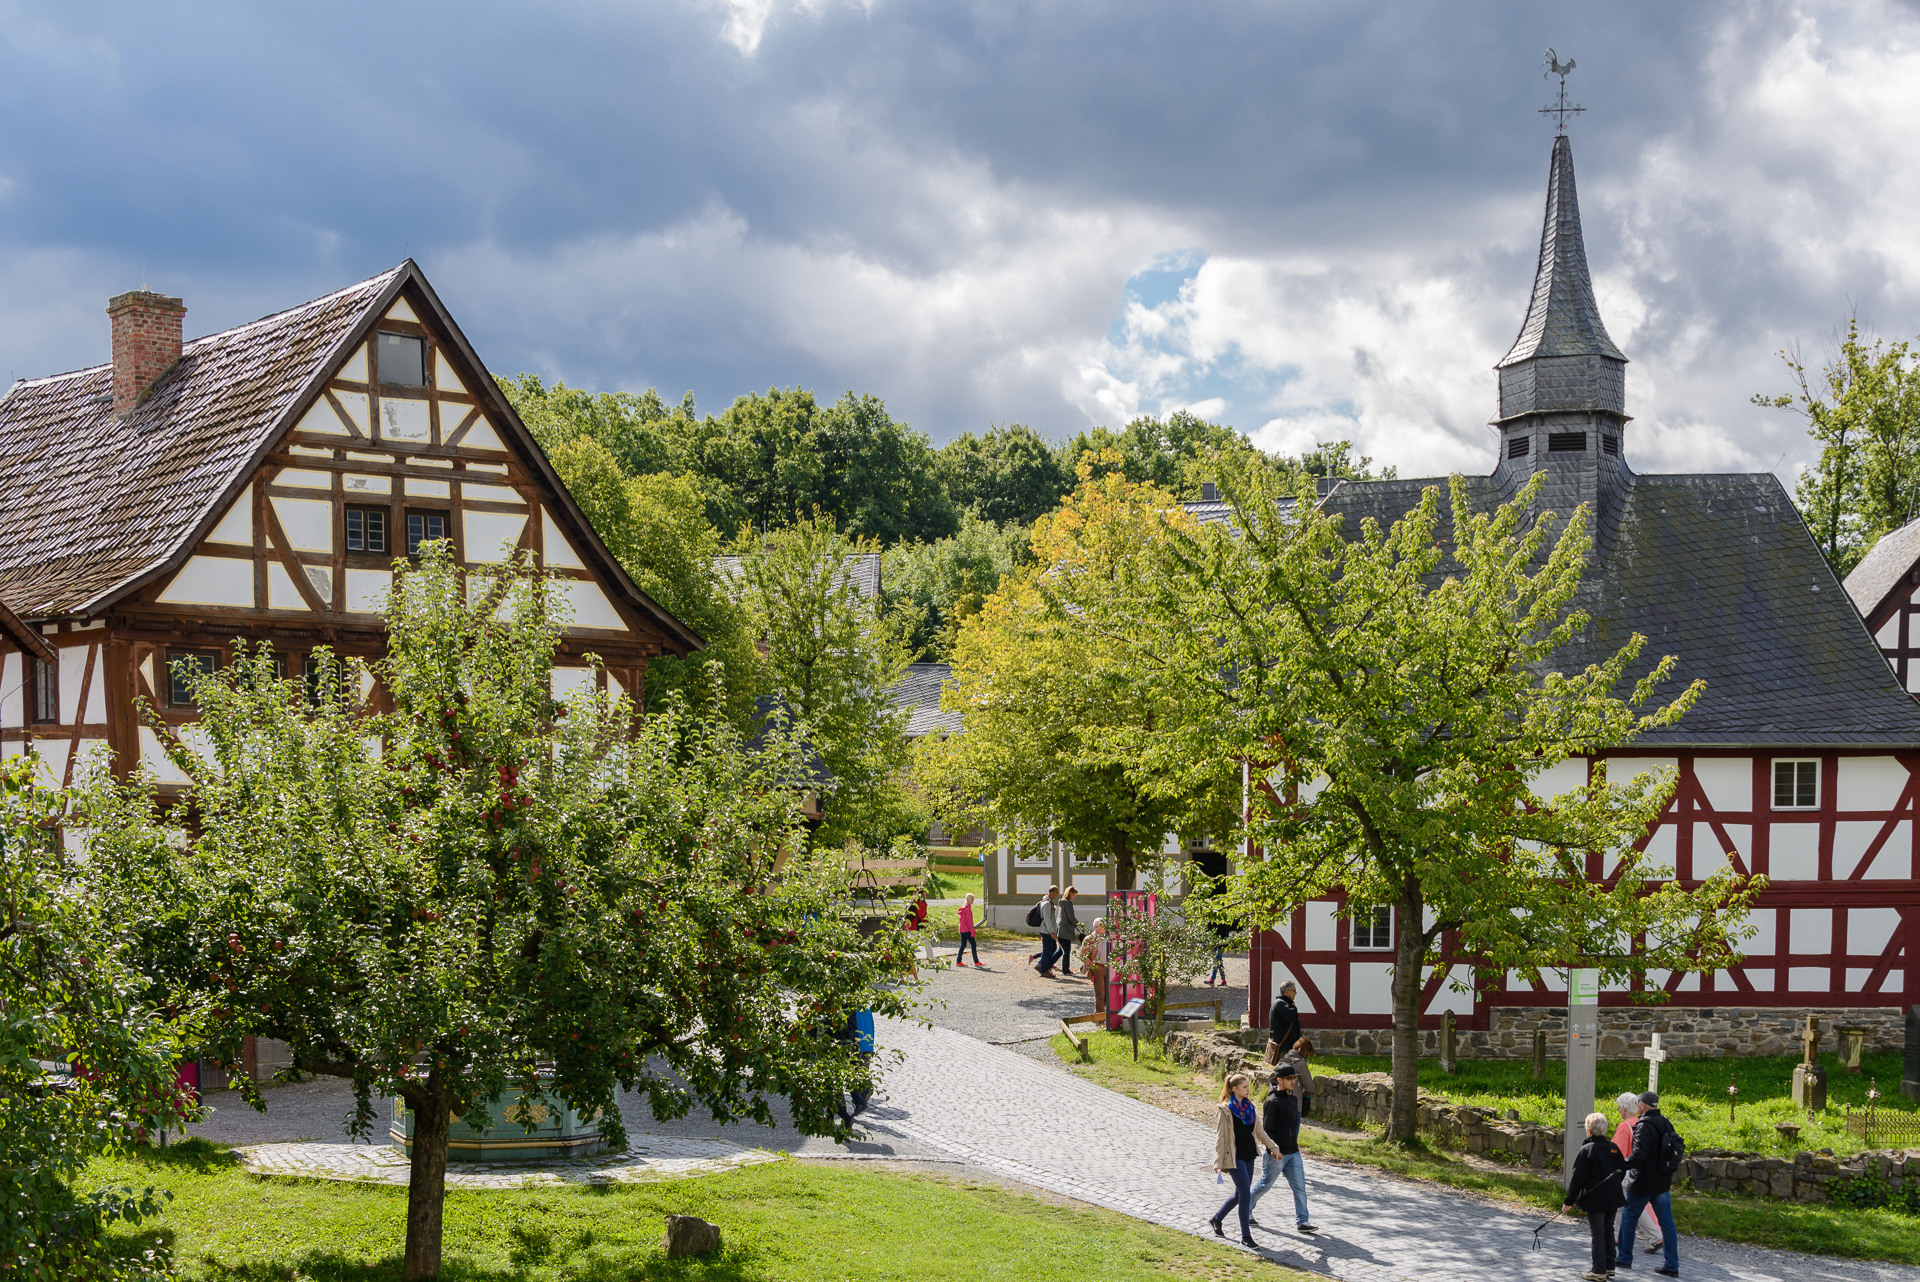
[1616,1091,1680,1276]
[1267,981,1302,1064]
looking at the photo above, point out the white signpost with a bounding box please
[1564,969,1600,1189]
[1643,1032,1668,1095]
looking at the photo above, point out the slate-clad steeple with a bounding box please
[1493,133,1629,505]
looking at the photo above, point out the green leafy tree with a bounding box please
[85,550,914,1280]
[731,517,922,847]
[1106,459,1763,1142]
[1273,438,1396,484]
[881,513,1030,660]
[937,424,1074,526]
[1755,318,1920,575]
[1065,410,1254,499]
[917,460,1238,890]
[1,756,194,1281]
[499,374,690,480]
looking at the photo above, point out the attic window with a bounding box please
[406,510,450,557]
[1772,759,1819,810]
[345,506,388,553]
[1548,432,1586,453]
[1351,905,1392,951]
[377,332,427,387]
[1507,435,1531,459]
[167,649,220,707]
[1603,434,1620,457]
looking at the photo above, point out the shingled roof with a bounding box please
[0,598,53,661]
[1843,515,1920,624]
[0,263,702,652]
[0,270,400,617]
[888,661,962,738]
[1498,134,1626,369]
[1317,471,1920,747]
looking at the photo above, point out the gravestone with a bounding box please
[1440,1009,1458,1074]
[1643,1032,1668,1095]
[1837,1026,1867,1074]
[1791,1013,1828,1112]
[1903,1005,1919,1103]
[1532,1029,1547,1081]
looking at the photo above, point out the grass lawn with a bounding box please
[924,865,983,901]
[1047,1031,1920,1266]
[1315,1049,1918,1159]
[95,1141,1303,1281]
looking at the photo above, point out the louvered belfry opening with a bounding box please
[108,289,187,416]
[1491,134,1630,516]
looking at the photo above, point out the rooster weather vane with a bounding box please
[1540,48,1584,134]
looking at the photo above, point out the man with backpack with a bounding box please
[1026,886,1061,976]
[1616,1090,1682,1276]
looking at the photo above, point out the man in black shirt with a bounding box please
[1617,1091,1680,1276]
[1268,981,1302,1063]
[1248,1064,1315,1233]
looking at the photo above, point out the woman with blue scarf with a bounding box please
[1211,1071,1281,1247]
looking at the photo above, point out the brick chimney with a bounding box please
[107,290,186,415]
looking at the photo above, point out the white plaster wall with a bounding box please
[380,398,431,442]
[1527,757,1586,802]
[553,580,626,631]
[542,512,585,568]
[345,569,390,614]
[1304,901,1337,951]
[1693,757,1752,811]
[1768,823,1820,879]
[339,342,369,382]
[1788,908,1832,955]
[1850,907,1901,956]
[56,646,87,723]
[334,391,370,433]
[267,563,309,611]
[1424,965,1474,1015]
[157,556,255,608]
[463,511,527,563]
[0,653,18,729]
[1837,756,1909,811]
[550,667,597,700]
[296,400,349,436]
[1348,962,1395,1015]
[462,418,506,451]
[209,485,252,543]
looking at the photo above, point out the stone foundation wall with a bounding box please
[1314,1071,1566,1169]
[1686,1146,1920,1204]
[1294,1006,1907,1061]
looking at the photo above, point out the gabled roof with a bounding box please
[0,271,397,617]
[0,598,53,662]
[0,262,702,653]
[1321,472,1920,747]
[1498,135,1626,369]
[1843,516,1920,624]
[713,551,882,600]
[888,661,961,737]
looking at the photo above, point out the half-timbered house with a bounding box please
[1844,520,1920,698]
[0,263,702,794]
[1244,135,1920,1059]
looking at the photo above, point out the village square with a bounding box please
[3,5,1920,1282]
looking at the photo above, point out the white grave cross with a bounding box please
[1643,1033,1668,1094]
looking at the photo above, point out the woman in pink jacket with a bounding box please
[954,893,983,967]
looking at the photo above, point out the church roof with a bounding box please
[1319,473,1920,747]
[1498,134,1626,369]
[888,661,962,738]
[1843,516,1920,624]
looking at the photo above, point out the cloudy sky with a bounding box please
[3,1,1917,482]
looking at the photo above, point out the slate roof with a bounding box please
[713,551,883,599]
[888,661,962,737]
[0,598,53,661]
[1843,516,1920,623]
[1317,471,1920,747]
[1498,135,1626,368]
[0,271,399,617]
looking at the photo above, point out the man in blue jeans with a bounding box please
[1249,1064,1316,1234]
[1616,1091,1679,1275]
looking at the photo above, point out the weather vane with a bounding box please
[1540,48,1584,135]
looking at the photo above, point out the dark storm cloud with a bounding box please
[1,1,1914,482]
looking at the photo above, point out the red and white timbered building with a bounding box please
[0,263,701,797]
[1243,136,1919,1057]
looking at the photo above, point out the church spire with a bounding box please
[1499,134,1625,371]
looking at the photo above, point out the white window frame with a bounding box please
[1350,904,1393,952]
[1771,759,1820,811]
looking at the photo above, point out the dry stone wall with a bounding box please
[1294,1006,1908,1060]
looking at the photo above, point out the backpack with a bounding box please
[1658,1124,1686,1177]
[1025,902,1044,928]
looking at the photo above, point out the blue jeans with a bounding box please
[1250,1151,1309,1226]
[1619,1190,1677,1271]
[955,932,979,964]
[1037,934,1059,972]
[1208,948,1227,983]
[1212,1159,1254,1238]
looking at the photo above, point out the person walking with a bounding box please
[1248,1064,1315,1234]
[1617,1091,1681,1276]
[1210,1071,1282,1248]
[904,893,929,979]
[1266,980,1302,1065]
[954,892,982,968]
[1205,922,1230,986]
[1055,887,1082,977]
[1565,1111,1627,1281]
[1613,1093,1663,1260]
[834,1007,876,1125]
[1031,886,1061,977]
[1081,917,1110,1012]
[1279,1038,1315,1119]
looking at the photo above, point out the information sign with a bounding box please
[1117,998,1146,1019]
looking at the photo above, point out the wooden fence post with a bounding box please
[1532,1029,1547,1081]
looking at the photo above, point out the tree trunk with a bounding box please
[402,1085,451,1281]
[1113,833,1135,891]
[1387,879,1425,1144]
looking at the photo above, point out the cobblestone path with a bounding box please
[864,1018,1914,1282]
[234,1135,779,1188]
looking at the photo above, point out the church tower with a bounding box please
[1491,133,1630,511]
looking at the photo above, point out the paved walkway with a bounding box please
[233,1135,779,1188]
[861,1017,1915,1282]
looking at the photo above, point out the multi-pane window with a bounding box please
[302,655,336,708]
[345,505,388,553]
[1351,905,1393,951]
[167,649,220,707]
[377,332,427,387]
[29,657,57,724]
[1773,759,1819,810]
[406,510,450,557]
